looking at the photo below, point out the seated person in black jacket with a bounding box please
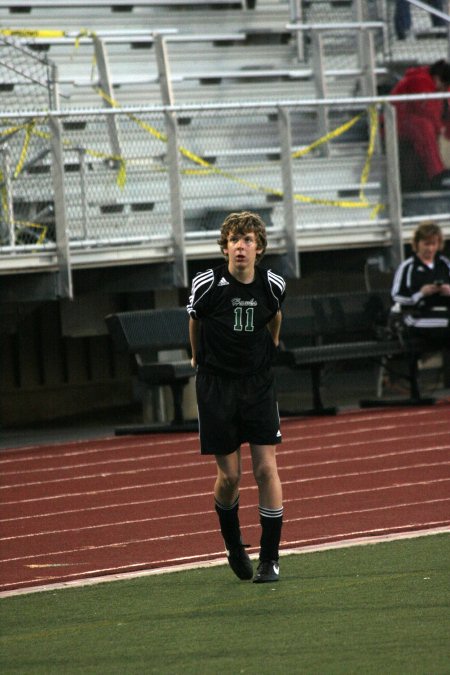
[391,221,450,346]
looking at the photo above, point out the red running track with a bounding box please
[1,404,450,593]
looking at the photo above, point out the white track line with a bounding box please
[0,435,199,458]
[2,459,448,506]
[2,477,448,524]
[2,498,449,560]
[2,496,449,543]
[2,440,449,489]
[1,526,449,597]
[1,407,448,595]
[1,408,448,464]
[0,419,450,468]
[2,426,449,477]
[0,439,192,464]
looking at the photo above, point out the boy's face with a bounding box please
[224,229,263,272]
[416,235,440,263]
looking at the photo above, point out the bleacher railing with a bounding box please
[1,94,449,298]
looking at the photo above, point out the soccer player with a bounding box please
[187,211,286,583]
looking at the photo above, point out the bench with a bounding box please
[105,307,197,434]
[105,294,443,436]
[277,290,435,415]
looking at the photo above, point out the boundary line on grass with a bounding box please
[2,526,449,598]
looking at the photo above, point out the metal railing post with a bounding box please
[49,115,73,299]
[289,0,305,61]
[382,102,404,269]
[278,106,300,278]
[154,34,187,287]
[360,30,377,98]
[1,144,15,247]
[92,36,123,160]
[311,31,330,156]
[77,148,89,240]
[49,62,61,111]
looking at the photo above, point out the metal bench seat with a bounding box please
[105,307,197,434]
[277,291,435,415]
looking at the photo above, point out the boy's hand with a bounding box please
[421,283,443,296]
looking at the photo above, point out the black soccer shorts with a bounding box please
[195,369,282,455]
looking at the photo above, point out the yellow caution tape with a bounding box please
[14,121,34,178]
[0,122,31,137]
[291,111,364,159]
[0,168,7,219]
[95,87,381,210]
[14,221,48,244]
[74,29,92,48]
[0,29,66,38]
[31,122,125,187]
[0,28,95,41]
[0,37,383,216]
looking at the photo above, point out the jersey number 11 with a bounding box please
[234,307,254,332]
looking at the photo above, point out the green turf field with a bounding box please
[1,534,449,674]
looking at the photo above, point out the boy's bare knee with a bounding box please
[253,463,274,487]
[217,469,241,493]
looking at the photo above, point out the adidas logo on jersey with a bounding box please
[276,430,282,438]
[218,277,229,286]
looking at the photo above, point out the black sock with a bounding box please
[214,495,242,550]
[259,506,283,562]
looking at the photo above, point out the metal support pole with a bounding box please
[78,148,89,240]
[311,32,330,156]
[278,106,300,279]
[49,115,73,299]
[155,33,175,106]
[154,33,187,288]
[92,35,122,160]
[49,62,61,111]
[1,144,15,247]
[289,0,305,61]
[360,30,377,98]
[352,0,367,97]
[383,102,404,270]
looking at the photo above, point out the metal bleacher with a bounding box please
[0,0,385,107]
[1,0,449,283]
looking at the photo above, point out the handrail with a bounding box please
[1,31,252,44]
[0,91,448,117]
[2,0,242,5]
[405,0,450,24]
[286,22,385,31]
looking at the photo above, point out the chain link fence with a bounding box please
[1,97,449,269]
[0,100,390,256]
[0,36,55,246]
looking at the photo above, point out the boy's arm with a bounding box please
[267,310,282,347]
[189,317,200,368]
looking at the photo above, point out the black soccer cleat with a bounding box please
[226,544,253,580]
[253,560,280,583]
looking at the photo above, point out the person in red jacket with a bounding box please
[390,59,450,190]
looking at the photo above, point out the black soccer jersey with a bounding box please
[187,264,286,377]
